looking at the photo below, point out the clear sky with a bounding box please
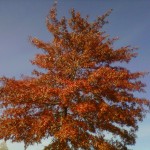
[0,0,150,150]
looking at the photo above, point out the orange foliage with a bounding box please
[0,3,149,150]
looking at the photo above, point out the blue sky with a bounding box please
[0,0,150,150]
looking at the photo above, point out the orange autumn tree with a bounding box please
[0,4,149,150]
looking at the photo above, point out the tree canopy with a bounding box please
[0,3,149,150]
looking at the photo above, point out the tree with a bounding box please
[0,142,8,150]
[0,3,149,150]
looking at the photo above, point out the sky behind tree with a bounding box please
[0,0,150,150]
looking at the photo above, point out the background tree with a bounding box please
[0,3,149,150]
[0,142,8,150]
